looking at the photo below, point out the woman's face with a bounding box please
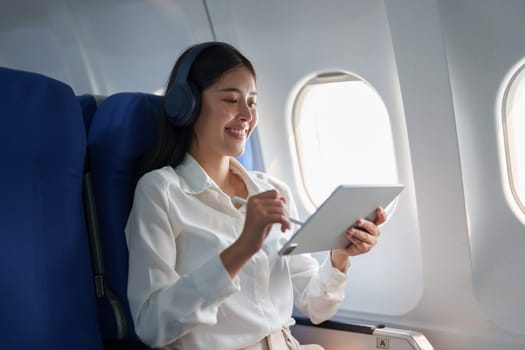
[191,65,257,160]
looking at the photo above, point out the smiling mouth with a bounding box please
[226,127,247,137]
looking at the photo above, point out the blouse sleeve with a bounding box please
[125,172,240,348]
[289,253,348,324]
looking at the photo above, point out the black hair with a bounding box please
[132,42,256,192]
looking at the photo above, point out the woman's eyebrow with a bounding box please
[217,87,257,96]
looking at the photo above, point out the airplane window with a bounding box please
[293,73,398,207]
[503,63,525,214]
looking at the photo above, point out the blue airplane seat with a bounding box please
[87,92,262,347]
[78,94,106,134]
[87,92,162,348]
[0,67,103,350]
[78,94,98,132]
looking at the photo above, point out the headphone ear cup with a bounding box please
[188,81,201,123]
[165,83,197,127]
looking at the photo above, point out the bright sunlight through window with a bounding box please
[503,64,525,214]
[294,73,398,207]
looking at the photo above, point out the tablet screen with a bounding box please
[278,184,404,255]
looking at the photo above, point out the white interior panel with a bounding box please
[438,0,525,334]
[206,0,423,317]
[0,0,213,94]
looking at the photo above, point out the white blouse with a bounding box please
[125,155,348,349]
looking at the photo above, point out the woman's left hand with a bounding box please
[330,207,387,271]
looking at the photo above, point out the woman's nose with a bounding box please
[238,100,253,121]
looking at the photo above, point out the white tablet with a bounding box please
[278,184,405,256]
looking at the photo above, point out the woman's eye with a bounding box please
[249,101,257,108]
[225,98,238,104]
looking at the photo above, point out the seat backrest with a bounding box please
[0,67,103,350]
[87,92,264,345]
[87,93,162,344]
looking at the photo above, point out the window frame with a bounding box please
[502,63,525,215]
[292,71,398,208]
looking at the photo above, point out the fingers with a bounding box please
[354,218,380,237]
[264,208,291,232]
[253,189,279,200]
[332,207,386,258]
[374,206,387,226]
[342,216,382,255]
[347,227,377,245]
[246,190,291,232]
[345,228,377,255]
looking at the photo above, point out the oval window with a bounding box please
[293,72,398,207]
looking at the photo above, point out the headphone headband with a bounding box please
[165,42,235,126]
[173,42,219,85]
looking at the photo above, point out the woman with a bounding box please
[126,42,386,350]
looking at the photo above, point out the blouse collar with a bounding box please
[175,154,262,195]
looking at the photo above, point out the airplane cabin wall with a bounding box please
[205,0,525,348]
[0,0,213,95]
[381,1,525,347]
[438,0,525,337]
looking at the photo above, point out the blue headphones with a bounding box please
[164,42,234,127]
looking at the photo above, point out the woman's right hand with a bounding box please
[238,190,291,255]
[220,190,291,278]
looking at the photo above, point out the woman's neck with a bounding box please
[190,149,230,186]
[189,152,247,200]
[204,158,231,189]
